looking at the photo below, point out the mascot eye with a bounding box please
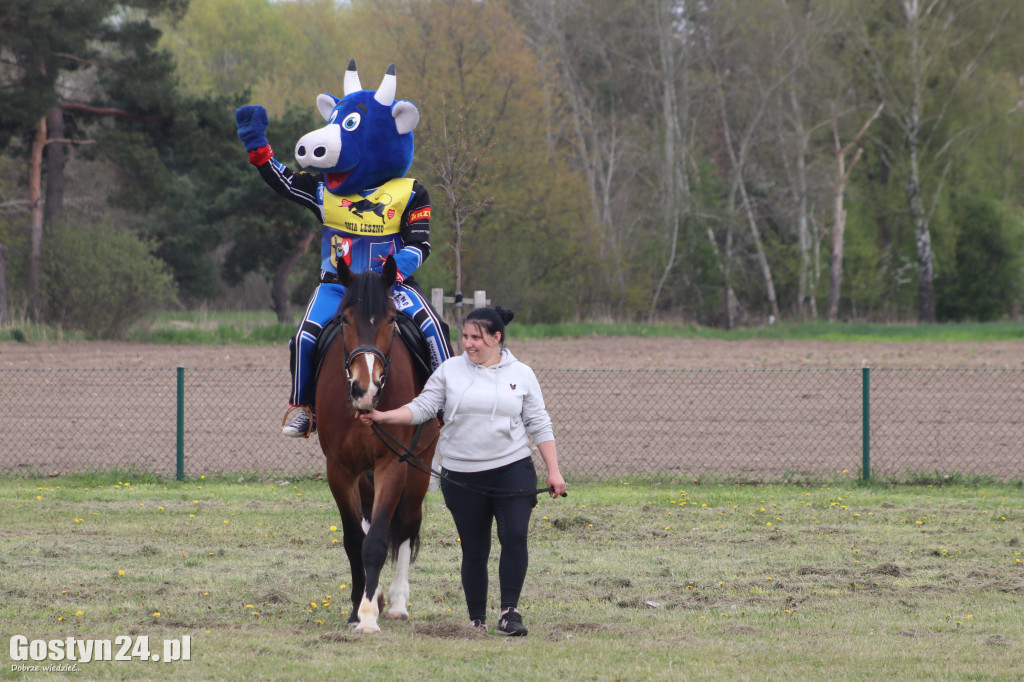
[342,112,361,131]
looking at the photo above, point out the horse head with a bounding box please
[335,255,399,411]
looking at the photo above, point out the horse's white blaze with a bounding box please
[386,540,412,620]
[352,354,379,411]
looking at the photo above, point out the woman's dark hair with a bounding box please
[464,306,515,345]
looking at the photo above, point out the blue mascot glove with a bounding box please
[235,105,270,151]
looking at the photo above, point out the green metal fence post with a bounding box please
[176,366,184,481]
[861,366,870,482]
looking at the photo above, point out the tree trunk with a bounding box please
[903,0,936,323]
[787,82,814,321]
[827,102,882,321]
[44,106,66,225]
[28,115,47,323]
[0,243,10,326]
[909,143,935,322]
[649,0,688,321]
[826,165,848,322]
[270,230,316,324]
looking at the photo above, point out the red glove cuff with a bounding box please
[248,145,273,166]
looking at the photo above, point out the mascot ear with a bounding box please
[317,94,340,122]
[393,101,420,135]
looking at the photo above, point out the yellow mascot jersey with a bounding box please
[320,177,415,274]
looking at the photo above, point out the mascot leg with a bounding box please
[393,283,452,371]
[282,284,345,437]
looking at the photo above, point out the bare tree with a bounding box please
[0,242,10,325]
[648,0,693,321]
[422,99,494,332]
[827,102,883,321]
[858,0,1010,322]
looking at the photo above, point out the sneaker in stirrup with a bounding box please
[496,608,528,637]
[281,406,315,438]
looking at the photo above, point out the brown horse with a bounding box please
[315,255,439,633]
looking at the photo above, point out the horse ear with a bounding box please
[382,256,397,288]
[336,259,356,286]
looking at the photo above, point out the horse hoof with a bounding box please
[385,610,409,621]
[354,622,381,634]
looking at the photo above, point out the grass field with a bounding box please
[2,476,1022,680]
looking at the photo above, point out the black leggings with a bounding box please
[440,457,538,622]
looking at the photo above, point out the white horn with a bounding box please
[374,64,397,106]
[343,59,362,95]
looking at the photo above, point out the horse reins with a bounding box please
[369,422,565,499]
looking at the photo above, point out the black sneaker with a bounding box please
[496,608,528,636]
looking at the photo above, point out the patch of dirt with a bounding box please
[1,337,1022,370]
[870,563,906,577]
[411,621,489,639]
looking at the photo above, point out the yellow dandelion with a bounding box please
[153,612,161,617]
[118,570,125,576]
[75,611,83,616]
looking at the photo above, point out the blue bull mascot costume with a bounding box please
[236,60,452,437]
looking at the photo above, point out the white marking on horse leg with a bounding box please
[386,540,412,620]
[355,590,381,634]
[361,517,370,535]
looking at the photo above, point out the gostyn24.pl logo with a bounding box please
[9,635,191,668]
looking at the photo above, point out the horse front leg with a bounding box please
[354,464,406,634]
[385,539,412,621]
[385,461,431,621]
[326,465,368,627]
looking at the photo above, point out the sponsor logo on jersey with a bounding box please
[409,207,431,223]
[392,290,413,310]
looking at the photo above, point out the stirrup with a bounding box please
[281,405,316,438]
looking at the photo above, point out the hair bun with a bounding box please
[494,306,515,325]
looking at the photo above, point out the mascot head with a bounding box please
[293,60,419,196]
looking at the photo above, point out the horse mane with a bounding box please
[340,270,392,319]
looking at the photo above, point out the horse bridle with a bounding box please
[342,326,395,409]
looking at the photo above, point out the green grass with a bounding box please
[6,310,1024,345]
[1,477,1022,680]
[510,319,1024,343]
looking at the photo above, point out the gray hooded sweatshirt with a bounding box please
[406,348,554,473]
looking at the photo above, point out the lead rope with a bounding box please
[369,422,566,498]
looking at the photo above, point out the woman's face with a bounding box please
[461,321,502,366]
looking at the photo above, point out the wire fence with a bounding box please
[1,367,1022,482]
